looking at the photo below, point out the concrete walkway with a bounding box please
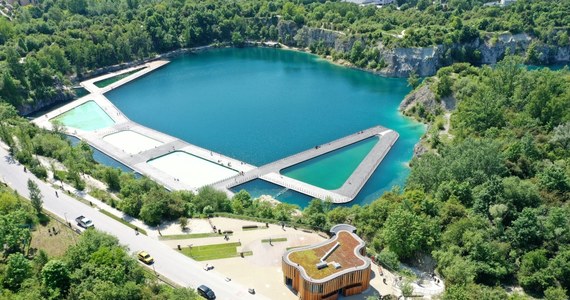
[33,58,399,205]
[212,126,399,203]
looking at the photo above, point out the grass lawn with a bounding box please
[100,209,147,235]
[286,245,308,251]
[30,216,77,258]
[261,238,287,243]
[180,242,251,261]
[159,232,229,240]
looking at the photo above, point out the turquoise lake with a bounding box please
[105,48,425,207]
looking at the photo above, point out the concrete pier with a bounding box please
[34,61,399,204]
[211,126,398,203]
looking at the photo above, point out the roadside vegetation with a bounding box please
[2,57,570,297]
[0,185,200,299]
[0,0,568,298]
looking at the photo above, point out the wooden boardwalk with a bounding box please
[211,126,399,203]
[34,60,399,204]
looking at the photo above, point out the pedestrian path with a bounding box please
[33,59,399,204]
[212,126,399,203]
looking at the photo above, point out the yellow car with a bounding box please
[137,251,154,264]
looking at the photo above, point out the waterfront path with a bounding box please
[33,60,398,204]
[81,60,170,94]
[33,61,256,192]
[211,126,399,203]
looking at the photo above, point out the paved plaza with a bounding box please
[161,218,404,299]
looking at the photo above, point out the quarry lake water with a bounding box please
[105,48,424,207]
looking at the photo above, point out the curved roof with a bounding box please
[283,229,370,283]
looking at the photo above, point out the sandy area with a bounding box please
[103,130,163,155]
[147,151,237,189]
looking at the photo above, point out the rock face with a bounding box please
[400,85,437,112]
[277,20,570,77]
[378,46,444,77]
[278,20,360,53]
[19,78,74,116]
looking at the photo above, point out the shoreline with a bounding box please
[37,44,421,206]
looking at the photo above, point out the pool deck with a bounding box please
[211,126,398,203]
[81,60,170,94]
[33,60,398,204]
[33,60,257,192]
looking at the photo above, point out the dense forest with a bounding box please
[0,186,200,299]
[0,0,568,110]
[0,0,569,299]
[3,61,569,298]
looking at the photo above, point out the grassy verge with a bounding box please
[139,266,181,288]
[159,232,229,240]
[180,242,251,261]
[100,209,148,235]
[31,213,78,257]
[261,238,287,243]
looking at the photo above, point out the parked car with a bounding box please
[137,251,154,264]
[197,285,216,299]
[75,215,94,228]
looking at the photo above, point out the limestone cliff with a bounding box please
[277,19,570,77]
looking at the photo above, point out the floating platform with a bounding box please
[211,126,398,203]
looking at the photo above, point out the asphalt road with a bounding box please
[0,146,267,300]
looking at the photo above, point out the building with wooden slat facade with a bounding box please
[282,224,371,300]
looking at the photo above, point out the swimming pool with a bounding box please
[54,101,115,131]
[280,137,379,190]
[147,151,238,189]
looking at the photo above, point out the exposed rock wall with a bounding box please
[19,89,74,116]
[277,20,570,77]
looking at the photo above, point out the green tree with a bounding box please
[407,70,421,89]
[179,216,188,230]
[381,207,438,259]
[102,168,122,192]
[41,260,70,295]
[27,179,43,215]
[442,257,476,286]
[518,249,555,294]
[195,186,231,214]
[508,208,544,250]
[550,122,570,150]
[538,164,570,194]
[549,250,570,291]
[544,287,568,300]
[401,280,414,299]
[3,253,32,290]
[376,248,400,271]
[231,32,245,47]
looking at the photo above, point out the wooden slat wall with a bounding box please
[282,259,371,300]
